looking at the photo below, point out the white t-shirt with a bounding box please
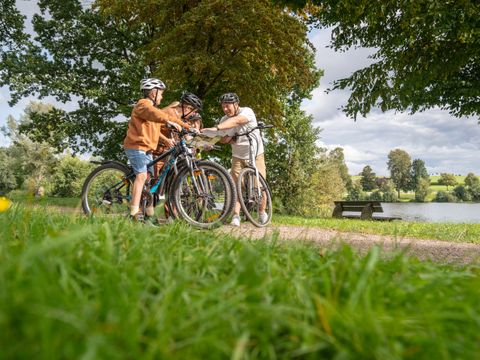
[219,107,264,160]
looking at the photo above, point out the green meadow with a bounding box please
[1,206,480,359]
[274,215,480,244]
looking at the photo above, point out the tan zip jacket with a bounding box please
[123,98,191,152]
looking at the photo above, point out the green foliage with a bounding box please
[367,190,382,201]
[387,149,412,198]
[2,206,480,358]
[468,183,480,201]
[415,177,430,202]
[0,149,17,194]
[303,159,345,215]
[366,179,398,202]
[266,101,344,216]
[329,147,352,189]
[359,165,376,191]
[278,0,480,119]
[411,158,429,189]
[0,0,28,51]
[50,154,95,197]
[379,180,398,202]
[464,172,479,188]
[1,0,320,158]
[434,190,457,203]
[438,173,458,190]
[346,181,366,201]
[453,185,472,202]
[1,108,58,193]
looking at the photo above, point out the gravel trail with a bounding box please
[219,223,480,265]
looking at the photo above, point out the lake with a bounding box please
[380,202,480,223]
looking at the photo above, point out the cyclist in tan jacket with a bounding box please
[123,78,195,221]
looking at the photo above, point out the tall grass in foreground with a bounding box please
[1,207,480,359]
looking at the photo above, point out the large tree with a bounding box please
[411,158,429,188]
[276,0,480,119]
[464,172,479,188]
[438,173,457,190]
[359,165,376,191]
[0,0,320,158]
[329,147,351,190]
[265,100,345,214]
[387,149,412,198]
[1,104,58,193]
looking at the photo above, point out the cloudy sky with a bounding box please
[302,29,480,176]
[1,2,479,176]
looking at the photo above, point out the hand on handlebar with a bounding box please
[165,138,176,148]
[167,121,182,132]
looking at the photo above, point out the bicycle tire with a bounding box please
[169,160,236,229]
[237,166,272,227]
[81,162,132,216]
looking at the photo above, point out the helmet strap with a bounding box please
[181,104,195,121]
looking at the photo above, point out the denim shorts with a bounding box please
[125,149,153,175]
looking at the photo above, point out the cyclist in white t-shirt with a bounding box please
[202,93,268,226]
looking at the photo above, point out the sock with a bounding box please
[130,205,139,216]
[145,206,155,216]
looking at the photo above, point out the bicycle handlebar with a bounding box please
[165,123,199,137]
[235,122,274,137]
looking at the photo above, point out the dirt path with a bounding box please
[219,223,480,265]
[35,205,480,264]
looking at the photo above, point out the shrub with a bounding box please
[346,181,366,201]
[453,185,472,202]
[434,191,457,203]
[50,154,94,197]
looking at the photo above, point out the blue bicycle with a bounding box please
[81,128,236,229]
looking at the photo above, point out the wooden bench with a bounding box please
[332,201,401,221]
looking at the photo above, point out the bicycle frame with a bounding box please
[238,128,263,198]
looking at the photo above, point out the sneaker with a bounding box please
[230,215,241,227]
[130,211,144,222]
[259,212,269,224]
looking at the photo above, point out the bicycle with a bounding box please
[234,122,273,227]
[81,128,236,229]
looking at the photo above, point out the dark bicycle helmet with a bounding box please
[180,92,203,111]
[140,78,166,91]
[219,92,240,103]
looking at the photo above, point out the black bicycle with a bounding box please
[235,122,273,227]
[81,128,236,229]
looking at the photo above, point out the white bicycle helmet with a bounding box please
[140,78,166,91]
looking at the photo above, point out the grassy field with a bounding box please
[1,205,480,359]
[8,190,81,208]
[352,175,467,200]
[274,215,480,244]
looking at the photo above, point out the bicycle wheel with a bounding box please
[237,167,272,227]
[170,160,236,229]
[81,162,133,216]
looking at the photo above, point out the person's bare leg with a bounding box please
[131,172,147,215]
[234,200,241,216]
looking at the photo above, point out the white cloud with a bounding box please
[303,29,480,176]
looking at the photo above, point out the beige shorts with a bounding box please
[231,154,266,181]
